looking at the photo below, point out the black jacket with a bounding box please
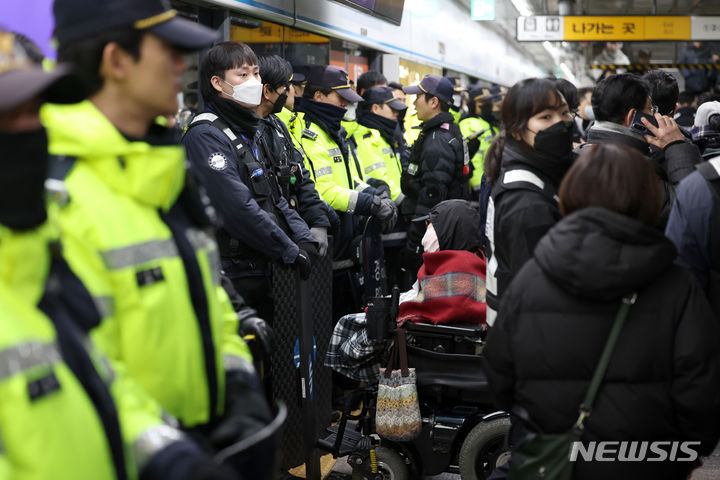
[485,207,720,480]
[485,140,563,319]
[257,114,331,230]
[401,112,468,219]
[577,121,700,228]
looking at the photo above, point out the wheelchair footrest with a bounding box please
[317,421,363,457]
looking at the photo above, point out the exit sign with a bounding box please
[471,0,495,21]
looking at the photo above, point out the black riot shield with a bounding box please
[271,246,333,478]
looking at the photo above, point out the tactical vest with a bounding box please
[696,157,720,319]
[485,168,559,326]
[188,113,291,259]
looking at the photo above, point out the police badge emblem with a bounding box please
[208,152,227,171]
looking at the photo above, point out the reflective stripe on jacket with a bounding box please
[41,101,252,427]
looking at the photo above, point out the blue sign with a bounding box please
[471,0,495,21]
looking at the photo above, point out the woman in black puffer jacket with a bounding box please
[484,143,720,480]
[485,78,575,326]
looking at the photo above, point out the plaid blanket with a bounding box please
[324,312,390,382]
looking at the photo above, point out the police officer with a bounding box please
[459,84,501,200]
[41,0,273,472]
[287,65,398,259]
[254,55,332,257]
[0,29,234,480]
[183,42,316,323]
[402,74,470,253]
[352,86,408,205]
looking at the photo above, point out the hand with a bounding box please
[293,248,311,280]
[370,196,398,233]
[642,113,686,149]
[238,310,273,355]
[309,227,329,256]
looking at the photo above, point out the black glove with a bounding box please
[370,196,398,234]
[366,177,391,199]
[298,242,319,257]
[238,309,273,355]
[293,248,312,280]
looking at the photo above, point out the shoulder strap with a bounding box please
[187,112,246,155]
[46,155,78,207]
[575,292,637,431]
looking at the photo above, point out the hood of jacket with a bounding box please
[41,101,186,211]
[533,207,677,300]
[586,121,650,155]
[500,138,568,188]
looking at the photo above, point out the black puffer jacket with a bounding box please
[484,207,720,480]
[485,139,565,323]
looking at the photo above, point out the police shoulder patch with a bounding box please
[208,152,228,171]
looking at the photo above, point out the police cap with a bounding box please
[0,30,84,112]
[305,65,363,103]
[362,86,407,111]
[403,74,454,106]
[469,84,502,103]
[53,0,218,50]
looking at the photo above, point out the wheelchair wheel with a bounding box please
[351,446,410,480]
[458,417,511,480]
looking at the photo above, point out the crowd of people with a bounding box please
[4,0,720,478]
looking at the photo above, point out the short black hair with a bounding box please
[257,55,292,91]
[578,87,593,99]
[388,81,404,91]
[642,70,679,116]
[199,41,258,102]
[184,91,198,107]
[592,73,650,124]
[697,91,720,107]
[677,91,695,106]
[357,70,387,95]
[57,28,143,96]
[424,93,450,112]
[303,84,333,99]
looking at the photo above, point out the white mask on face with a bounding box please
[584,105,595,121]
[222,77,263,107]
[344,102,357,121]
[421,224,440,253]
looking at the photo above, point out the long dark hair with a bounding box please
[484,78,565,186]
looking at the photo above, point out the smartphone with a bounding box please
[629,110,659,137]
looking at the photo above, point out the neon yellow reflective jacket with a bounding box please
[351,124,403,202]
[404,111,422,147]
[0,223,183,480]
[458,115,496,191]
[288,116,367,213]
[41,101,252,427]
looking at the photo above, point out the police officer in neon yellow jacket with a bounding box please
[0,31,235,480]
[458,85,501,199]
[288,66,398,257]
[41,0,272,464]
[351,86,408,204]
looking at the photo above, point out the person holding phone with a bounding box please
[575,74,700,228]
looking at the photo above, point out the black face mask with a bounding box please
[480,102,493,118]
[532,120,574,162]
[0,128,49,230]
[272,91,288,115]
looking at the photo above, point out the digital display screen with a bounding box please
[337,0,405,25]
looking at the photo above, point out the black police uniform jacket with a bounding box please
[182,98,315,278]
[255,114,331,231]
[486,139,563,317]
[402,112,468,220]
[484,207,720,480]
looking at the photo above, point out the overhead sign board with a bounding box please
[518,16,716,42]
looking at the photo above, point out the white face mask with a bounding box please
[584,105,595,121]
[344,102,357,121]
[222,77,263,107]
[421,224,440,253]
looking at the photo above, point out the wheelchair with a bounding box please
[318,290,511,480]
